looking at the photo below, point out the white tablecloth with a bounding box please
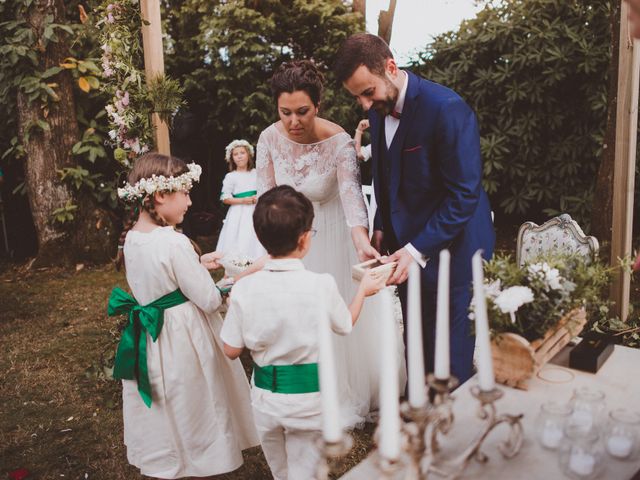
[341,345,640,479]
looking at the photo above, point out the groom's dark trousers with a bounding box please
[370,71,495,384]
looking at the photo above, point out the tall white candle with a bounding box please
[471,250,495,391]
[435,249,451,380]
[407,261,426,408]
[318,316,342,443]
[378,289,401,460]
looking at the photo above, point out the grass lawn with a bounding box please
[0,263,374,479]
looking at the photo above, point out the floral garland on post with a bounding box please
[97,0,183,167]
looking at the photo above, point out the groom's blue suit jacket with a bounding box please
[370,71,495,288]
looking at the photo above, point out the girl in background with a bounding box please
[216,139,265,260]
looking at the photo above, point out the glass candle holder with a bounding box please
[567,387,606,435]
[559,425,604,480]
[605,408,640,460]
[535,401,572,450]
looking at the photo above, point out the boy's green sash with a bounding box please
[253,362,320,394]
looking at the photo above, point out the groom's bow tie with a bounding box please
[389,110,402,120]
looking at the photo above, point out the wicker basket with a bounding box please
[490,307,587,390]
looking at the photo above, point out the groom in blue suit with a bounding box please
[335,34,495,383]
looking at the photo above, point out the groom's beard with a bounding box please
[372,80,399,117]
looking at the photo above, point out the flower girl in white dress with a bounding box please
[216,139,266,260]
[109,153,258,479]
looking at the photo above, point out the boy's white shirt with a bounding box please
[221,258,352,421]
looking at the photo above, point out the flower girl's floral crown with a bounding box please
[117,163,202,202]
[225,139,254,163]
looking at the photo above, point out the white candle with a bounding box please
[541,423,563,449]
[571,409,594,434]
[471,250,495,391]
[318,316,341,443]
[569,450,595,476]
[378,289,401,460]
[434,249,450,380]
[607,435,633,458]
[407,261,426,408]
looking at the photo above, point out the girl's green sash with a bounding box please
[233,190,257,198]
[107,287,188,407]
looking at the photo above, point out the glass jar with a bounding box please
[604,408,640,460]
[535,401,572,450]
[559,425,604,479]
[567,387,606,435]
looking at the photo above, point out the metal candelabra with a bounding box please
[317,375,523,479]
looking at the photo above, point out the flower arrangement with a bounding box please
[97,1,183,166]
[474,252,613,341]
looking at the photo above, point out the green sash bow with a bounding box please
[253,362,319,394]
[107,287,188,407]
[233,190,257,198]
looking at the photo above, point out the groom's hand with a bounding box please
[384,247,413,285]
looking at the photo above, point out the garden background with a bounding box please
[1,0,639,478]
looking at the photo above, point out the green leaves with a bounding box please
[52,199,78,224]
[414,0,612,228]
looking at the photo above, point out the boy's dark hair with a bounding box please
[333,33,393,84]
[270,60,325,107]
[253,185,314,257]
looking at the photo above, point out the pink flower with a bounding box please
[633,251,640,272]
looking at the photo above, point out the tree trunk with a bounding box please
[17,0,115,267]
[591,1,621,257]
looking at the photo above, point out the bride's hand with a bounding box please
[351,226,379,262]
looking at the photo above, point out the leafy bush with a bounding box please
[412,0,612,227]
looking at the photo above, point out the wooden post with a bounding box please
[378,0,397,45]
[139,0,170,155]
[611,0,639,321]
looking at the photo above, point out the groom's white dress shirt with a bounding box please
[383,70,427,268]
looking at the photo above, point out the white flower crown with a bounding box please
[225,139,254,163]
[118,163,202,202]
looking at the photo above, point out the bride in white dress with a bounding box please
[256,60,406,427]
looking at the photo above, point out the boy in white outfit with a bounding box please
[221,185,384,480]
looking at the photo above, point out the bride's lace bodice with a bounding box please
[256,124,369,228]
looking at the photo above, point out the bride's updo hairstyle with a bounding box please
[270,60,325,107]
[253,185,314,257]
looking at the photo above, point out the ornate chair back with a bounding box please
[516,214,599,267]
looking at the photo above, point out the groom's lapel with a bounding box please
[389,71,420,200]
[369,110,383,198]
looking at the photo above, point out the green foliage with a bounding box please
[591,315,640,349]
[0,0,123,216]
[52,199,79,224]
[169,0,364,145]
[482,252,614,340]
[412,0,612,227]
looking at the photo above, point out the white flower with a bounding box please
[493,286,534,323]
[117,163,202,201]
[485,279,502,299]
[527,262,563,291]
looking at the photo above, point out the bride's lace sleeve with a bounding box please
[336,138,369,229]
[256,130,276,196]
